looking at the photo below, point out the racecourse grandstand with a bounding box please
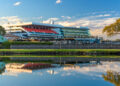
[5,22,64,40]
[5,22,101,43]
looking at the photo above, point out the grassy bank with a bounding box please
[0,49,120,57]
[0,55,120,58]
[0,49,120,52]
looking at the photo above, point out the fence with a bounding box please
[10,44,120,49]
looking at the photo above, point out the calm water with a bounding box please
[0,61,120,86]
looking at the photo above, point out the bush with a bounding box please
[1,41,53,49]
[1,41,11,49]
[10,41,53,45]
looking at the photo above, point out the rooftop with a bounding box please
[6,22,64,28]
[64,27,89,30]
[5,22,89,30]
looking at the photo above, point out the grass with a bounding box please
[0,55,120,58]
[0,49,120,52]
[0,49,120,58]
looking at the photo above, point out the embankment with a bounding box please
[0,49,120,56]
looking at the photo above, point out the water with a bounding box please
[0,61,120,86]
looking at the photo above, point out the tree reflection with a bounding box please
[0,68,5,75]
[103,71,120,86]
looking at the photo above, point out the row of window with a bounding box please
[63,29,88,31]
[64,33,89,35]
[23,25,53,30]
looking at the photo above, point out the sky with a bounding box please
[0,0,120,40]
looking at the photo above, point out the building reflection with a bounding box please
[5,63,54,73]
[1,61,113,77]
[0,68,5,75]
[103,71,120,86]
[0,62,5,75]
[63,63,101,70]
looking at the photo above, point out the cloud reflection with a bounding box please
[1,62,120,78]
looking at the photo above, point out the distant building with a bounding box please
[5,22,101,43]
[4,34,20,41]
[61,27,90,38]
[61,27,101,44]
[5,22,64,40]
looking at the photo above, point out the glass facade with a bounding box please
[62,27,90,38]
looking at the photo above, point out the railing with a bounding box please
[10,44,120,49]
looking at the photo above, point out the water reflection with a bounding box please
[0,62,5,74]
[0,61,120,86]
[1,63,56,76]
[103,71,120,86]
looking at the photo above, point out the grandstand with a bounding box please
[5,22,64,40]
[5,22,101,43]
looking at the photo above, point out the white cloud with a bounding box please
[0,16,22,23]
[32,16,43,20]
[37,16,43,19]
[94,14,111,18]
[61,16,72,19]
[14,2,21,6]
[57,14,114,28]
[0,16,22,27]
[62,62,120,78]
[83,14,111,20]
[55,14,119,40]
[56,0,62,4]
[42,17,59,24]
[90,29,120,40]
[0,13,119,40]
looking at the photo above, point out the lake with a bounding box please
[0,61,119,86]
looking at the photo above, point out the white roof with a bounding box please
[64,26,89,30]
[6,22,64,28]
[5,22,89,30]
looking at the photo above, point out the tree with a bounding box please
[103,18,120,36]
[0,26,6,36]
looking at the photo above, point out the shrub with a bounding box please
[1,41,53,49]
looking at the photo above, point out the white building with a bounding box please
[5,22,64,40]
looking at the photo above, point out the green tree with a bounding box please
[0,26,6,36]
[103,18,120,36]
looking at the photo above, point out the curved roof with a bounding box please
[6,22,64,28]
[63,27,89,30]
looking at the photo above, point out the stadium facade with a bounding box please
[5,22,101,43]
[62,27,90,38]
[6,22,64,40]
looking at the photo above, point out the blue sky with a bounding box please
[0,0,120,18]
[0,0,120,39]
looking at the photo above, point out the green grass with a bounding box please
[0,55,120,58]
[0,49,120,58]
[0,49,120,53]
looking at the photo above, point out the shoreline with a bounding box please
[0,49,120,56]
[0,49,120,63]
[1,57,120,64]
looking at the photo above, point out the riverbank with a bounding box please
[0,49,120,57]
[1,41,120,49]
[10,44,120,49]
[0,49,120,63]
[1,57,120,64]
[0,49,120,52]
